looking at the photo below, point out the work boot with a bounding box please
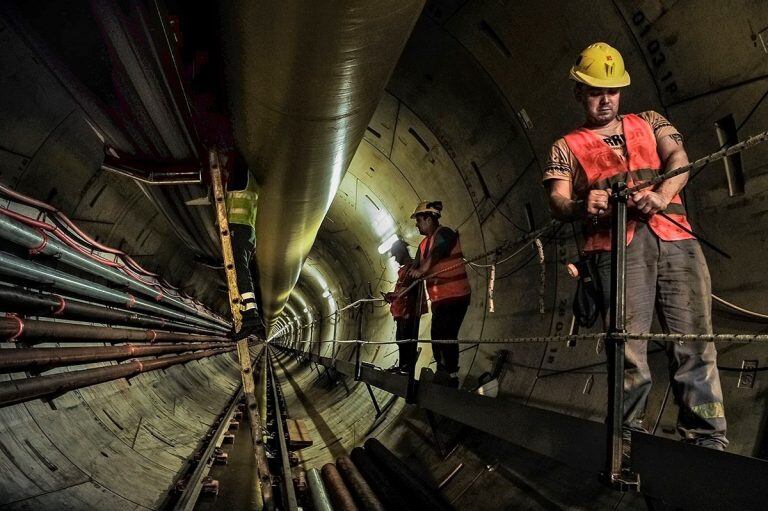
[232,313,266,341]
[688,437,727,451]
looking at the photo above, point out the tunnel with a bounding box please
[1,1,768,510]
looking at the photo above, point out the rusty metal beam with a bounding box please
[0,347,235,408]
[0,342,231,372]
[0,316,227,344]
[0,287,222,335]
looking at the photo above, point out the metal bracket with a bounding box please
[365,382,383,417]
[425,410,446,457]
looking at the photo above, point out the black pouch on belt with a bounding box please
[572,256,603,328]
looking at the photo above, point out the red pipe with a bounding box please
[0,205,194,306]
[0,207,124,269]
[0,183,158,277]
[0,347,235,408]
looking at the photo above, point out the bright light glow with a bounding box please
[377,233,400,254]
[303,308,309,313]
[303,262,337,312]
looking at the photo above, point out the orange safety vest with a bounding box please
[564,113,695,253]
[390,265,428,319]
[418,226,471,304]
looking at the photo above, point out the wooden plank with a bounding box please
[286,418,313,450]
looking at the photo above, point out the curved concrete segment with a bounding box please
[1,1,768,510]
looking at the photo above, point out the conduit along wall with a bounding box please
[0,190,244,509]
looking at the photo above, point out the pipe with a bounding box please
[0,347,235,408]
[0,317,227,344]
[336,455,385,511]
[321,463,359,511]
[350,447,412,510]
[0,182,159,277]
[0,287,223,335]
[0,342,230,372]
[306,468,334,511]
[0,211,226,324]
[364,438,454,511]
[0,251,226,331]
[221,0,425,323]
[102,151,202,185]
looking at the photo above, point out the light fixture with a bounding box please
[322,289,331,298]
[377,233,399,254]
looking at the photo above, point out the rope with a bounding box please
[307,221,561,323]
[279,331,768,346]
[712,294,768,321]
[394,220,560,299]
[535,238,545,314]
[488,263,496,313]
[616,129,768,198]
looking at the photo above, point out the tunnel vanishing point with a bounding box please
[1,1,768,510]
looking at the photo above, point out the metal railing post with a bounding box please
[355,340,363,381]
[605,181,639,490]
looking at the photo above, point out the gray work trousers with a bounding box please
[594,221,728,448]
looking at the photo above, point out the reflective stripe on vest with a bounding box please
[418,227,471,303]
[563,113,695,252]
[226,171,259,229]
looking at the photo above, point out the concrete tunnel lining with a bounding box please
[2,1,768,509]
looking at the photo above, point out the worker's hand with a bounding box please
[585,189,611,217]
[407,267,425,279]
[629,189,668,215]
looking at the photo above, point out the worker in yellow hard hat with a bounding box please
[408,201,471,388]
[543,42,727,452]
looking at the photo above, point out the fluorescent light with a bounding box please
[377,233,399,254]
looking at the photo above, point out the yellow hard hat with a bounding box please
[410,200,442,219]
[569,42,631,88]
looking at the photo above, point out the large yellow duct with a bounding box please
[222,1,425,324]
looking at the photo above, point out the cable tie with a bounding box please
[29,229,49,255]
[5,313,24,341]
[155,287,164,301]
[147,330,157,344]
[126,293,136,308]
[52,294,66,315]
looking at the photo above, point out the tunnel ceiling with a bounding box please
[2,2,768,508]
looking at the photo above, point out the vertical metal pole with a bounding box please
[355,341,362,381]
[605,181,638,490]
[332,310,339,363]
[406,282,423,404]
[209,150,273,509]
